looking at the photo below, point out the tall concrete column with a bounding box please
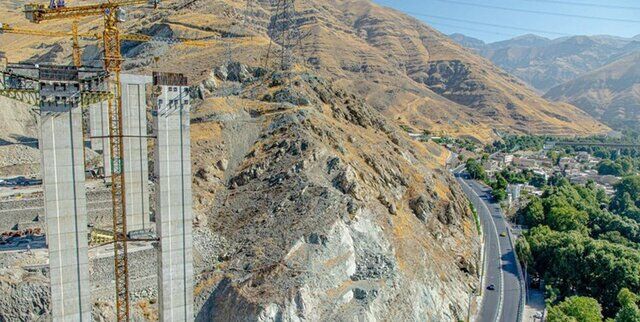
[39,78,91,321]
[121,74,151,232]
[153,72,193,321]
[89,101,111,181]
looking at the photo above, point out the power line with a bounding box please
[427,21,519,38]
[404,11,571,37]
[434,0,640,24]
[522,0,640,11]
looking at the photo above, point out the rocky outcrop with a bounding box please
[418,60,491,109]
[191,72,480,321]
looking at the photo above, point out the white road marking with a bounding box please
[460,178,504,322]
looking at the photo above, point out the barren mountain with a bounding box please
[189,69,480,321]
[289,0,605,139]
[0,0,613,319]
[453,33,640,93]
[545,51,640,130]
[0,0,607,142]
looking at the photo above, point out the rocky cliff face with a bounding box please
[0,66,481,321]
[188,70,480,321]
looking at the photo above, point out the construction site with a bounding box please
[0,0,199,321]
[0,0,490,321]
[0,0,311,320]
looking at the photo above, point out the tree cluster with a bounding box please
[517,178,640,318]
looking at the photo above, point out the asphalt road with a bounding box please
[455,171,524,322]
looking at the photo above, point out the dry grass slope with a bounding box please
[0,0,608,142]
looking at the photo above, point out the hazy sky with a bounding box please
[373,0,640,43]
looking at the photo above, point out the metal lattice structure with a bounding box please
[0,66,111,107]
[264,0,304,72]
[103,9,131,320]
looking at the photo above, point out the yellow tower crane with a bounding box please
[22,1,158,320]
[1,22,214,67]
[0,21,214,170]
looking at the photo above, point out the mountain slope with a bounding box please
[545,51,640,130]
[448,33,485,51]
[190,73,480,321]
[289,1,606,139]
[453,33,640,93]
[0,0,608,141]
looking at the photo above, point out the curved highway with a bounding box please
[455,170,525,322]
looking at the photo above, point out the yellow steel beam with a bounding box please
[24,0,154,23]
[0,89,39,106]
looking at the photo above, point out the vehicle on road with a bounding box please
[500,232,507,237]
[487,284,496,291]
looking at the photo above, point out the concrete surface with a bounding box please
[121,74,152,232]
[153,83,193,321]
[89,74,152,232]
[456,172,525,322]
[39,81,91,321]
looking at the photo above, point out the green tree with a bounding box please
[524,198,545,227]
[611,177,640,222]
[495,173,509,190]
[546,205,589,233]
[531,174,547,188]
[492,188,507,202]
[596,188,609,205]
[547,296,603,322]
[598,160,624,176]
[465,158,486,181]
[516,237,533,268]
[615,289,640,322]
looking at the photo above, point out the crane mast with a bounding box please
[103,8,130,320]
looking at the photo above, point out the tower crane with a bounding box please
[22,1,160,320]
[0,21,214,170]
[1,22,215,67]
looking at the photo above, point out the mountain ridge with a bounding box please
[544,51,640,130]
[450,32,640,130]
[0,0,608,142]
[450,32,640,93]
